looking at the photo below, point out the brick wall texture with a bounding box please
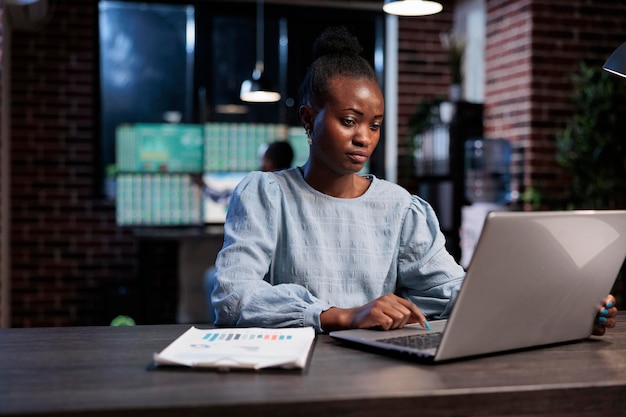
[481,0,626,206]
[1,0,625,327]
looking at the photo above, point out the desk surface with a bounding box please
[1,314,625,417]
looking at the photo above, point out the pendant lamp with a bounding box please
[240,0,281,103]
[383,0,443,16]
[603,42,626,79]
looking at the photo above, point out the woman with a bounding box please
[210,27,617,334]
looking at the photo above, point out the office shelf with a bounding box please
[413,101,483,261]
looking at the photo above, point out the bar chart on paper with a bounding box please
[153,327,316,370]
[202,330,295,342]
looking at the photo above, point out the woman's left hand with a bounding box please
[592,294,618,336]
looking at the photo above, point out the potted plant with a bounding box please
[440,32,465,101]
[555,61,626,210]
[405,96,445,177]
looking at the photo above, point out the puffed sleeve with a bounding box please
[211,172,328,331]
[397,195,465,319]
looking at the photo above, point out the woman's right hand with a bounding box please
[320,293,429,332]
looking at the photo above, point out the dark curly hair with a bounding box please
[298,26,378,108]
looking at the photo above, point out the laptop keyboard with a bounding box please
[377,331,443,350]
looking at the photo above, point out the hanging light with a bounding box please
[240,0,281,103]
[603,42,626,79]
[383,0,443,16]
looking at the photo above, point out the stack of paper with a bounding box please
[153,327,316,370]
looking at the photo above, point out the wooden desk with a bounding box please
[1,314,625,417]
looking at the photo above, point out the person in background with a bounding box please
[192,140,294,204]
[260,141,294,172]
[208,26,618,335]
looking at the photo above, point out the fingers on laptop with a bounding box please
[377,295,413,330]
[364,294,428,331]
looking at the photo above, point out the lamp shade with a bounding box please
[383,0,443,16]
[603,42,626,79]
[240,61,281,103]
[239,0,281,103]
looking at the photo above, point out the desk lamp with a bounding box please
[383,0,443,16]
[603,42,626,78]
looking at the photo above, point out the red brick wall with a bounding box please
[1,0,625,327]
[483,0,626,208]
[4,1,138,327]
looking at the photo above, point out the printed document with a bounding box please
[153,326,316,370]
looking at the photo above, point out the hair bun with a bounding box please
[312,26,363,60]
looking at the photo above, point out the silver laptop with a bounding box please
[330,210,626,363]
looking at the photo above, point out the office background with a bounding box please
[1,0,625,328]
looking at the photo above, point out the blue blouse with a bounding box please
[211,167,465,333]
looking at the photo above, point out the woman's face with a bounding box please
[305,75,384,176]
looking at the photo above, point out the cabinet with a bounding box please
[413,101,483,261]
